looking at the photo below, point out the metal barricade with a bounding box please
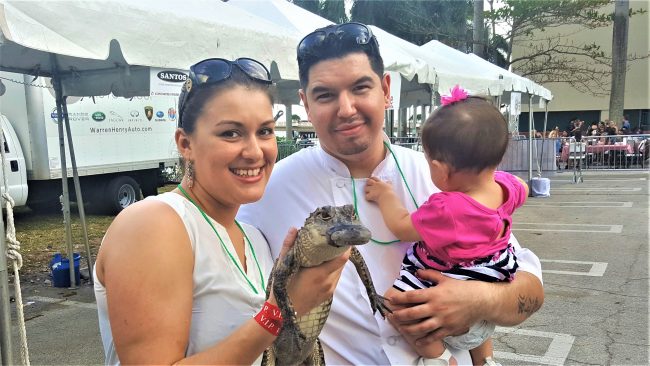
[498,137,557,173]
[390,136,423,151]
[557,134,649,171]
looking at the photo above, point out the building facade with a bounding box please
[515,0,649,132]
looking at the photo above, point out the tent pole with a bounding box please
[61,100,93,284]
[528,94,533,192]
[285,104,293,141]
[51,58,77,289]
[541,100,549,172]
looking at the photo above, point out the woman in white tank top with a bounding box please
[93,58,349,365]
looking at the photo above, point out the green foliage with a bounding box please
[291,114,302,122]
[351,0,472,48]
[291,0,348,23]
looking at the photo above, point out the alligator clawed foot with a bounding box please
[371,293,392,318]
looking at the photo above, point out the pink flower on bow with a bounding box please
[440,85,469,106]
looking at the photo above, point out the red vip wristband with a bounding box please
[254,301,283,336]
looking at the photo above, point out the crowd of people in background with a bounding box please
[531,116,646,153]
[525,116,648,169]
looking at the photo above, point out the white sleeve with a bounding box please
[510,234,543,285]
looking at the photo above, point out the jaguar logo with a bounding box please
[144,106,153,121]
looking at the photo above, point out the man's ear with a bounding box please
[299,89,310,121]
[382,73,391,108]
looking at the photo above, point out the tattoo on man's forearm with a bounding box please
[517,295,541,315]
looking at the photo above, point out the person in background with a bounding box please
[365,88,529,366]
[94,57,348,365]
[605,120,619,144]
[622,115,631,131]
[239,21,544,366]
[570,119,584,142]
[549,127,562,158]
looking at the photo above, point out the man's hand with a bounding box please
[386,269,543,346]
[386,270,485,345]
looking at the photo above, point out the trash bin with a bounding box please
[531,177,551,197]
[50,253,81,287]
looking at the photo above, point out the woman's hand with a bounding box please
[268,228,350,317]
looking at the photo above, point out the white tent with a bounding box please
[0,0,302,97]
[228,0,437,107]
[418,40,506,97]
[420,40,553,101]
[0,1,314,360]
[465,54,553,101]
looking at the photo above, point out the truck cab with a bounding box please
[0,115,28,207]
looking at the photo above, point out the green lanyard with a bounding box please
[177,185,265,295]
[350,141,420,245]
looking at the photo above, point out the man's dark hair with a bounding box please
[297,23,384,89]
[421,97,509,173]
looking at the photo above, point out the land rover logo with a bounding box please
[157,71,188,83]
[92,112,106,121]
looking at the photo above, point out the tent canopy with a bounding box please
[420,40,553,101]
[0,0,300,97]
[229,0,436,107]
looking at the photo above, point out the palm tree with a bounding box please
[608,0,629,124]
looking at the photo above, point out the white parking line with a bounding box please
[494,327,575,366]
[552,187,641,192]
[515,223,623,233]
[556,177,647,182]
[526,201,633,208]
[27,296,97,310]
[540,259,608,276]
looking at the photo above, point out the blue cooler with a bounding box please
[50,253,81,287]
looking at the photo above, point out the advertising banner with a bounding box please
[150,68,188,98]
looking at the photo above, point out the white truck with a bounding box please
[0,71,180,213]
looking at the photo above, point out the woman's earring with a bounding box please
[186,160,195,189]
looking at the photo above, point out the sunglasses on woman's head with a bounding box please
[178,57,272,128]
[297,22,374,57]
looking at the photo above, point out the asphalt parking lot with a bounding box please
[4,170,649,365]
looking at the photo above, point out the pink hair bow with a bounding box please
[440,85,469,106]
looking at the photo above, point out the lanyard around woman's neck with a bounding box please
[350,141,420,245]
[177,185,265,295]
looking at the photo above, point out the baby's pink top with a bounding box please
[411,171,527,269]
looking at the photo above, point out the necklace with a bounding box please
[350,141,420,245]
[177,185,265,294]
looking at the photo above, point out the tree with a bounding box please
[608,0,629,123]
[486,0,647,96]
[350,0,472,49]
[472,0,485,56]
[290,0,348,24]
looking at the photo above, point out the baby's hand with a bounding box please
[365,176,392,202]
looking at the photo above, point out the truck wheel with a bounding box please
[104,176,142,214]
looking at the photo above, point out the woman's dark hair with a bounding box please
[179,67,275,134]
[421,97,508,173]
